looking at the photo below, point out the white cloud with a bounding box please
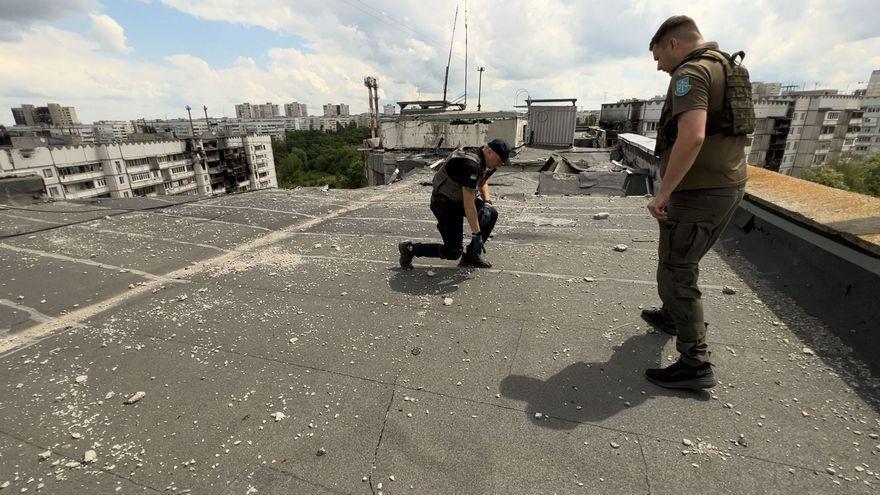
[1,0,879,124]
[87,12,132,53]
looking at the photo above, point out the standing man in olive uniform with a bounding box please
[398,138,510,269]
[641,15,752,389]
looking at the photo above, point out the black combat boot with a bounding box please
[640,307,677,335]
[398,241,414,270]
[458,254,492,269]
[645,359,716,390]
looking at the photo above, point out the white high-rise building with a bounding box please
[235,102,279,119]
[284,102,308,117]
[323,103,350,117]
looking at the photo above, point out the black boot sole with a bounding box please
[646,374,717,390]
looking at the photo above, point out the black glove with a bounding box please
[466,233,485,258]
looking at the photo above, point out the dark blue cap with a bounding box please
[487,138,511,165]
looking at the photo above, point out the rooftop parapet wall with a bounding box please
[745,166,880,257]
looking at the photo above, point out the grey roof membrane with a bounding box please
[0,169,879,493]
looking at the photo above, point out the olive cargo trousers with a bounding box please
[657,185,745,366]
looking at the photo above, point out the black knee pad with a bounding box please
[439,246,463,260]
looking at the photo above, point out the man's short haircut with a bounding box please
[649,15,701,50]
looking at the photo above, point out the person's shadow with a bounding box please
[387,266,473,296]
[500,332,711,430]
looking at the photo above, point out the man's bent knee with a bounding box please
[439,246,463,260]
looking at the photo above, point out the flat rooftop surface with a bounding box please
[1,170,879,493]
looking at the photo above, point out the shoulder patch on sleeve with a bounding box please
[674,76,691,97]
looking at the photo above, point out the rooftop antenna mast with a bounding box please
[442,4,459,107]
[463,0,468,110]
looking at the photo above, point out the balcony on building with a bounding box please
[58,165,105,184]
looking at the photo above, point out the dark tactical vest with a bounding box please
[432,148,485,202]
[654,48,755,158]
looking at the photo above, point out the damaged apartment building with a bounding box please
[0,133,277,203]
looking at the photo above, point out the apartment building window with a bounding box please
[844,139,855,146]
[745,137,753,147]
[157,156,168,163]
[131,172,152,182]
[42,168,54,178]
[826,111,840,120]
[847,126,861,133]
[115,163,122,174]
[783,155,792,163]
[47,186,59,197]
[821,126,835,134]
[813,155,825,164]
[857,136,872,143]
[125,157,150,167]
[119,176,125,184]
[164,181,172,189]
[95,178,107,187]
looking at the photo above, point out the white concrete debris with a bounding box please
[442,297,453,306]
[682,439,694,447]
[75,375,88,384]
[802,347,815,356]
[123,391,146,404]
[0,481,9,489]
[534,412,544,419]
[612,244,628,252]
[71,432,82,439]
[83,450,97,464]
[610,442,620,449]
[38,450,52,461]
[104,391,115,400]
[271,412,286,422]
[722,286,737,295]
[289,337,299,344]
[593,212,610,220]
[427,270,436,277]
[583,277,596,282]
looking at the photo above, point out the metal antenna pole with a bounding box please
[442,5,459,106]
[477,66,484,111]
[463,0,468,109]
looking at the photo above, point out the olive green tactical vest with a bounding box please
[432,148,485,202]
[654,48,755,158]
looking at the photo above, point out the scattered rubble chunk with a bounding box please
[38,451,51,461]
[612,244,628,252]
[722,286,737,295]
[610,442,620,449]
[682,439,694,447]
[316,448,326,456]
[75,375,88,384]
[802,347,815,356]
[271,412,286,422]
[593,212,610,220]
[442,297,453,306]
[123,391,146,404]
[83,450,97,464]
[534,412,544,420]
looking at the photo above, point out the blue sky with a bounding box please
[1,0,879,124]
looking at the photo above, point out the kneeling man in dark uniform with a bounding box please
[398,138,510,269]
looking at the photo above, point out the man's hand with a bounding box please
[647,192,670,221]
[466,233,485,258]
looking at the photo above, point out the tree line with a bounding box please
[272,124,370,189]
[802,155,880,198]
